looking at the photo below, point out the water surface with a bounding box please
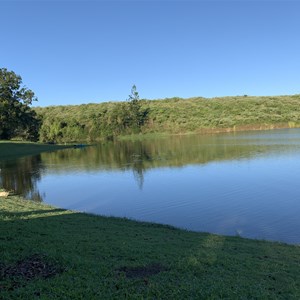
[1,129,300,244]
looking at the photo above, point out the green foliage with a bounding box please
[35,94,300,143]
[0,68,40,141]
[126,85,148,132]
[37,86,149,142]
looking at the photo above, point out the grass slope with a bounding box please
[35,94,300,142]
[1,197,300,299]
[0,142,69,161]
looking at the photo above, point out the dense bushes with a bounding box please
[35,94,300,143]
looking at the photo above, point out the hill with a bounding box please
[35,94,300,142]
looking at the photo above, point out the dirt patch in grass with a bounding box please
[117,263,168,279]
[0,254,64,291]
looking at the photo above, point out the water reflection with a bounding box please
[2,129,300,244]
[0,155,44,201]
[42,132,299,171]
[1,130,300,201]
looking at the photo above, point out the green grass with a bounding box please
[0,141,70,161]
[35,94,300,142]
[1,196,300,299]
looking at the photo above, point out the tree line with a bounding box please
[0,68,148,142]
[36,93,300,143]
[2,68,300,143]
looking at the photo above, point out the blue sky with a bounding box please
[1,0,300,106]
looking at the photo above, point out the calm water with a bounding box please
[1,129,300,244]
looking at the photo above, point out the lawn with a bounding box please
[0,196,299,299]
[0,141,69,161]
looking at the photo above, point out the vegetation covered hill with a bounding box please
[2,67,300,143]
[35,94,300,142]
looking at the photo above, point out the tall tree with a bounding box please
[0,68,40,140]
[126,85,148,132]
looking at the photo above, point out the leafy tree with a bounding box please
[0,68,40,140]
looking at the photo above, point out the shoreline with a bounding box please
[0,142,71,161]
[1,195,300,298]
[117,123,300,141]
[1,129,300,297]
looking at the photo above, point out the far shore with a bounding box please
[1,124,299,161]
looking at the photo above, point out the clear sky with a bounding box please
[1,0,300,106]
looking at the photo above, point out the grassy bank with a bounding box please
[0,141,69,161]
[35,94,300,142]
[1,196,300,299]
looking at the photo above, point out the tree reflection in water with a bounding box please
[1,131,297,201]
[0,155,44,201]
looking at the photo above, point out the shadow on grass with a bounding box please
[0,208,67,218]
[0,205,300,299]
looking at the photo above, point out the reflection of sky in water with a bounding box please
[39,151,300,245]
[2,128,300,244]
[223,128,300,145]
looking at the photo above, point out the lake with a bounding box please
[1,128,300,244]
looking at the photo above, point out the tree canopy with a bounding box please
[0,68,40,141]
